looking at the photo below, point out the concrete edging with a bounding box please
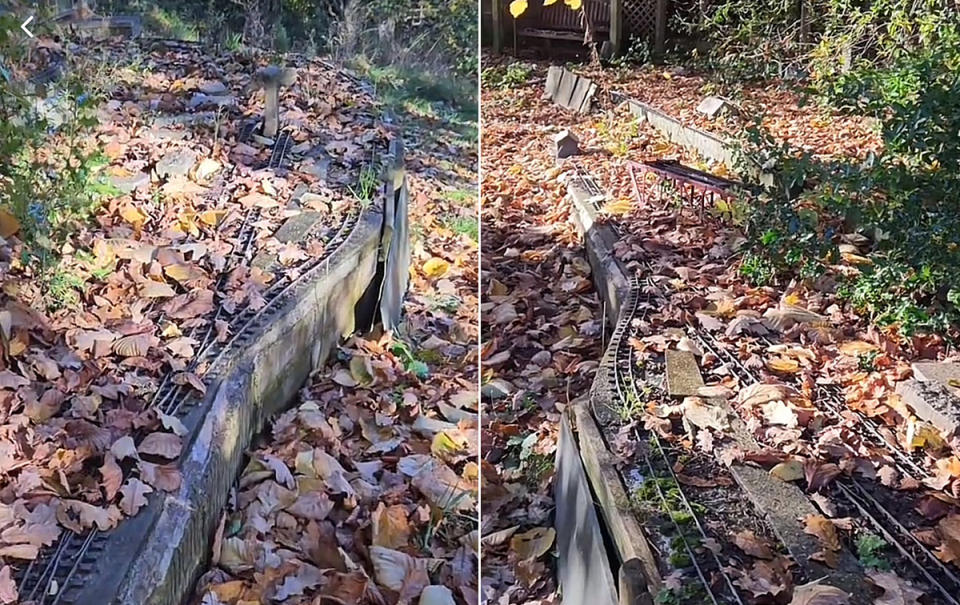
[56,207,385,605]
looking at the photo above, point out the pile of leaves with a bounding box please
[479,55,606,604]
[0,34,392,602]
[192,75,479,605]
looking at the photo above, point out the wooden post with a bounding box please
[610,0,623,57]
[654,0,667,58]
[492,0,503,53]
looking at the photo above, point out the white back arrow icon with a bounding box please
[21,15,34,38]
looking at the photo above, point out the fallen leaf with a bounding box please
[510,527,555,561]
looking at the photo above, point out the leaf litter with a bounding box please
[0,34,393,601]
[482,55,960,603]
[191,69,478,604]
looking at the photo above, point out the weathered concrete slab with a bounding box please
[110,171,150,193]
[556,411,620,605]
[897,378,960,438]
[696,96,736,119]
[155,149,197,179]
[623,98,774,188]
[913,362,960,394]
[545,65,563,100]
[566,172,629,322]
[555,71,577,109]
[274,211,324,243]
[41,206,385,605]
[664,349,703,397]
[552,129,580,159]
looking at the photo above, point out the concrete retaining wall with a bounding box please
[55,207,384,605]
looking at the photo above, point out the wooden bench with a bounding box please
[514,0,610,44]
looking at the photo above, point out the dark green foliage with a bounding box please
[0,17,114,292]
[733,20,960,337]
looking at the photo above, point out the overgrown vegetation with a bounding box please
[0,14,116,305]
[686,5,960,338]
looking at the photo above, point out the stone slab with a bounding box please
[569,77,592,113]
[545,65,563,100]
[556,411,620,605]
[555,71,578,110]
[110,171,150,193]
[41,207,385,605]
[274,211,324,243]
[696,96,735,119]
[664,349,704,397]
[897,378,960,437]
[913,362,960,394]
[155,149,198,179]
[552,129,580,159]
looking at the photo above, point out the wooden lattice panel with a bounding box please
[623,0,657,40]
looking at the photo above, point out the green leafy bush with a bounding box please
[735,24,960,337]
[0,20,114,296]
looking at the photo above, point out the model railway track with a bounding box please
[594,277,748,604]
[595,238,960,602]
[16,127,363,603]
[689,326,960,603]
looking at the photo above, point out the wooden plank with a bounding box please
[492,0,503,52]
[610,0,623,56]
[571,402,662,594]
[556,413,620,605]
[654,0,667,57]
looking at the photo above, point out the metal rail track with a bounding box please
[690,327,960,603]
[596,276,747,604]
[16,124,364,603]
[584,156,960,601]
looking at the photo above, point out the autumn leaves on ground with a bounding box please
[0,29,477,605]
[479,55,960,605]
[187,74,479,605]
[193,105,480,604]
[479,59,604,603]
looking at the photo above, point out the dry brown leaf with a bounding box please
[137,432,183,459]
[510,527,555,561]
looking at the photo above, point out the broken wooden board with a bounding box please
[544,66,597,114]
[556,410,621,605]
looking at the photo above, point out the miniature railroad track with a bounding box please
[593,277,748,604]
[16,126,365,603]
[582,152,960,599]
[690,326,960,603]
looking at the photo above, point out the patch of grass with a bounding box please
[45,269,85,309]
[443,214,478,241]
[856,532,890,570]
[481,63,534,89]
[225,32,244,52]
[357,60,477,126]
[443,189,476,207]
[145,7,200,41]
[348,165,380,206]
[610,378,647,421]
[390,339,429,379]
